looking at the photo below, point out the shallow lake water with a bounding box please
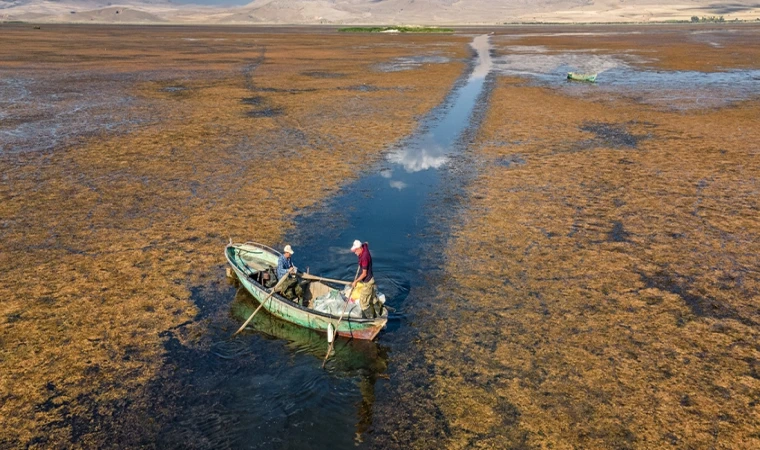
[154,35,494,448]
[491,47,760,109]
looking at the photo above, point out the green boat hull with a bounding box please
[230,288,388,371]
[567,72,597,82]
[225,243,387,340]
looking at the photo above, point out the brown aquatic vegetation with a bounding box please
[420,32,760,449]
[5,23,760,449]
[0,25,470,447]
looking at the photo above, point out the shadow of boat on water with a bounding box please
[229,287,389,374]
[152,286,389,448]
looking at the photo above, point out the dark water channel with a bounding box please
[289,34,492,305]
[159,35,493,448]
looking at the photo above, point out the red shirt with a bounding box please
[358,243,373,283]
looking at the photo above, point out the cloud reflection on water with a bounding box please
[385,35,492,174]
[387,141,449,172]
[389,180,408,190]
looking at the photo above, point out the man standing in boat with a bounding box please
[351,240,382,318]
[276,245,307,305]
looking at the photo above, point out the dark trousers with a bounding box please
[278,274,307,304]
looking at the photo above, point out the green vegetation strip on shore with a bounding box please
[339,26,454,33]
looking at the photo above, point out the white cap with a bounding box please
[283,245,294,255]
[350,240,362,251]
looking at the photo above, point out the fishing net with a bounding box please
[312,289,363,318]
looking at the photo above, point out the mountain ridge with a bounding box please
[2,0,760,24]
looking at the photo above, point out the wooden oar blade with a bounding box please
[300,273,352,285]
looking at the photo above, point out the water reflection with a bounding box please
[386,144,449,172]
[261,34,495,446]
[490,46,760,108]
[389,180,407,190]
[159,34,494,448]
[386,35,492,175]
[230,288,387,446]
[230,288,388,373]
[470,36,493,79]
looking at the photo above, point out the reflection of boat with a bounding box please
[230,288,388,372]
[567,72,597,82]
[225,242,388,340]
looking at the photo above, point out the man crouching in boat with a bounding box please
[351,240,383,319]
[276,245,308,306]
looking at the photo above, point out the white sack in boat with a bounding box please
[312,289,363,318]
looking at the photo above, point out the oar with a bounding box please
[232,272,289,337]
[300,273,352,286]
[321,266,361,368]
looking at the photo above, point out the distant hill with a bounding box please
[3,0,760,24]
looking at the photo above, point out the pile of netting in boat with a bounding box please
[311,286,386,318]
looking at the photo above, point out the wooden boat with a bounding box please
[225,242,387,340]
[567,72,597,82]
[230,288,388,372]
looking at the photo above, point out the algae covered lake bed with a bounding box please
[1,23,759,448]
